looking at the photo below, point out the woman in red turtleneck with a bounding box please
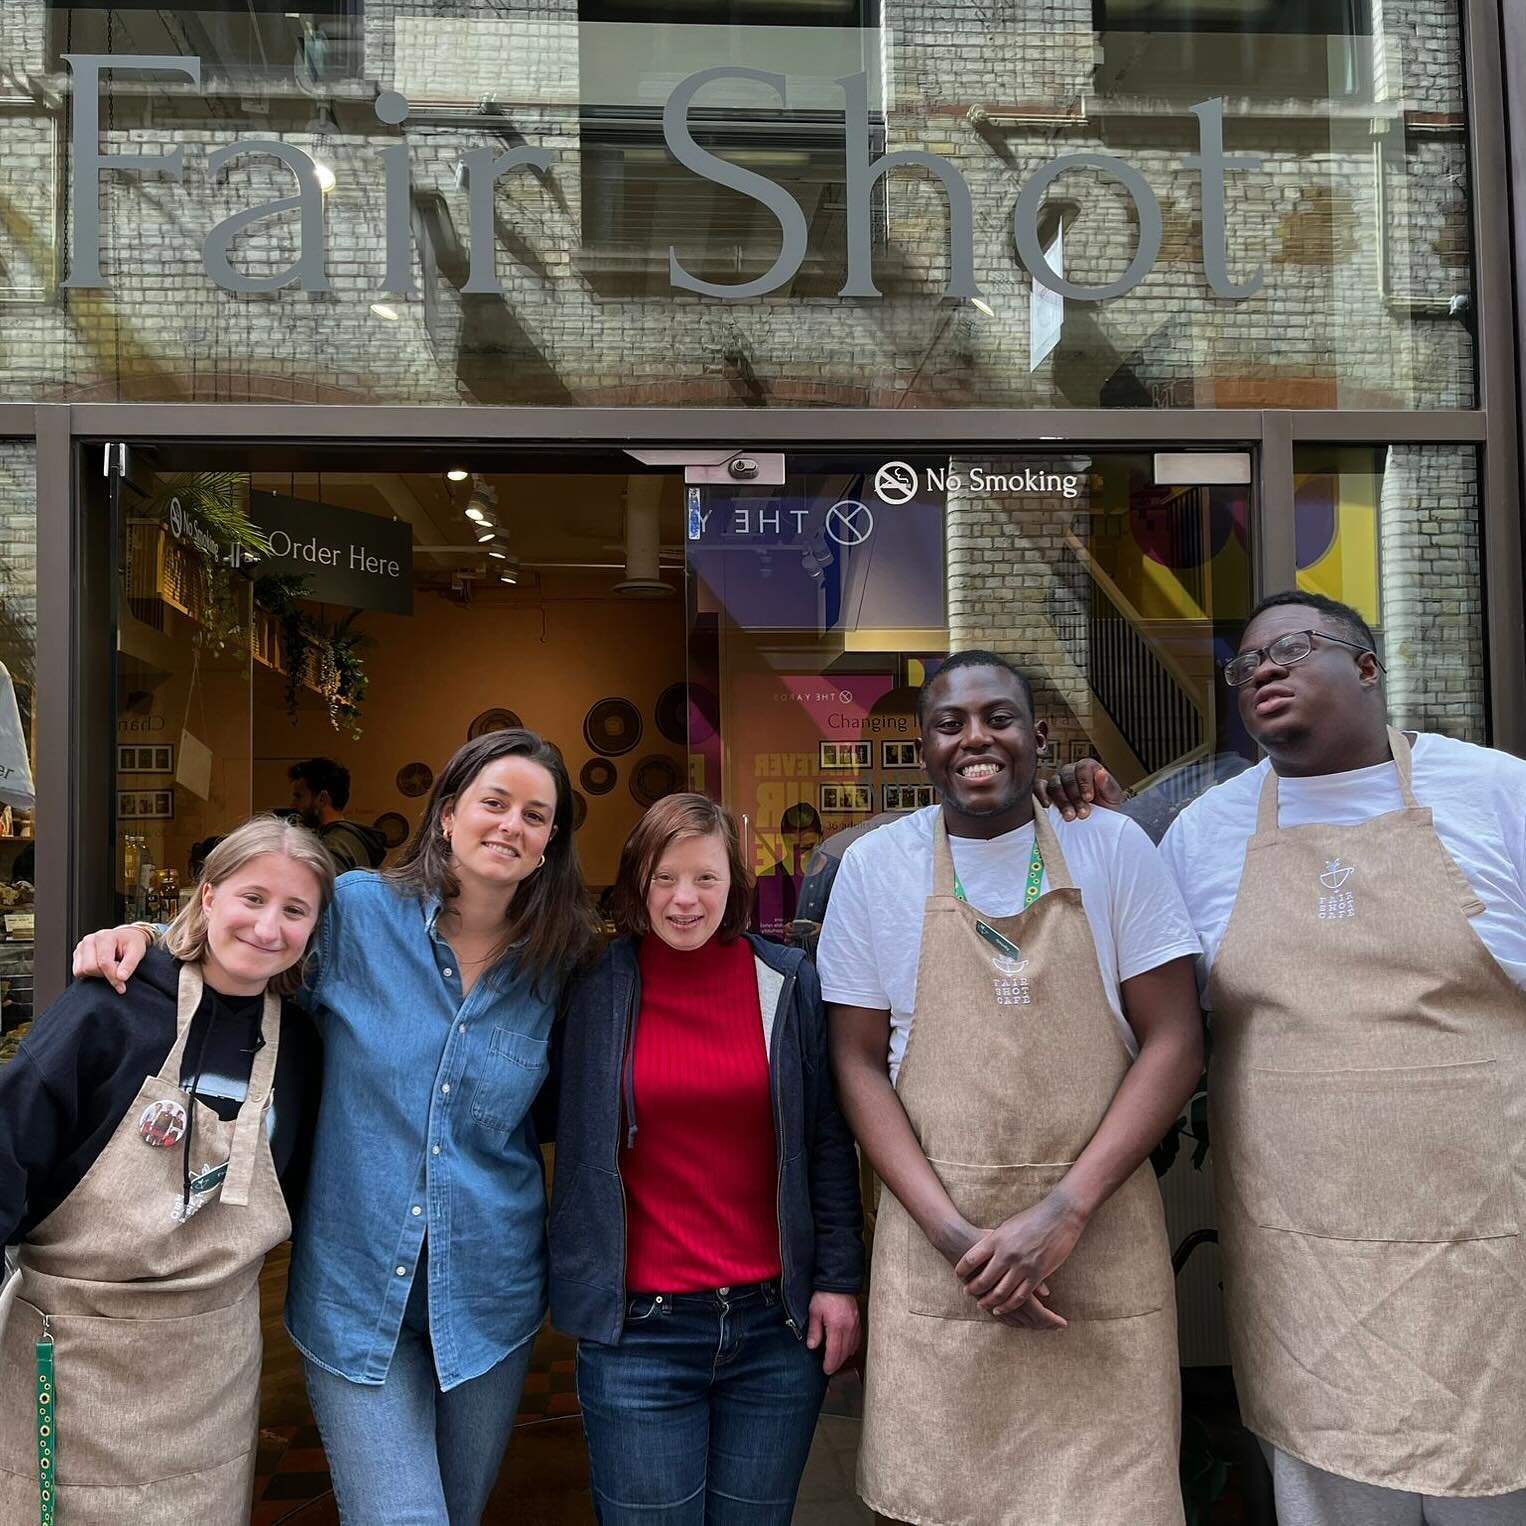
[549,794,864,1525]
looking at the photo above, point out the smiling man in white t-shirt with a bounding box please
[819,650,1202,1525]
[1055,590,1526,1526]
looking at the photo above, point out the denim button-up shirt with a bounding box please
[284,872,557,1390]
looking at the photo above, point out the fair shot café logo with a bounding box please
[62,56,1262,305]
[873,462,1082,501]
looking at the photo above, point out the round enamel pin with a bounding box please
[138,1098,187,1148]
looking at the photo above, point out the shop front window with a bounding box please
[0,443,39,1059]
[1293,444,1487,741]
[0,0,1475,406]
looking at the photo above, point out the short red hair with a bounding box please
[611,793,755,942]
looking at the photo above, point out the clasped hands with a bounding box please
[939,1189,1088,1332]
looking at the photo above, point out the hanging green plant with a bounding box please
[253,578,370,738]
[320,610,371,740]
[144,472,271,659]
[254,575,314,722]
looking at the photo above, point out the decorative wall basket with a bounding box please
[584,698,643,757]
[396,762,433,798]
[630,754,682,808]
[467,708,523,740]
[580,758,617,796]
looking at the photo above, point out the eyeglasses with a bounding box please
[1222,629,1384,688]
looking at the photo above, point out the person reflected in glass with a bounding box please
[550,793,864,1524]
[67,730,596,1525]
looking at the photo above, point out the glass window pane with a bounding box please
[117,470,253,919]
[691,449,1256,938]
[1294,444,1486,741]
[0,443,38,1049]
[0,1,1475,406]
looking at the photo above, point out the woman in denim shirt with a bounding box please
[73,729,596,1525]
[549,795,864,1523]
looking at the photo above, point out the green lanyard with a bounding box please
[952,834,1045,911]
[37,1321,54,1526]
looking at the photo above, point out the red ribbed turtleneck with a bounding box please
[623,933,781,1294]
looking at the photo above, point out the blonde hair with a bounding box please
[162,814,336,995]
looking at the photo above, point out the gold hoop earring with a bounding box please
[537,854,546,869]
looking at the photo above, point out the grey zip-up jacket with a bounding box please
[547,934,864,1345]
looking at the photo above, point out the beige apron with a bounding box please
[1208,728,1526,1497]
[859,808,1183,1526]
[0,963,290,1523]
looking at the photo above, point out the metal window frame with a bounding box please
[2,0,1519,1006]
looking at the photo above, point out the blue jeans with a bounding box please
[303,1249,535,1524]
[576,1280,829,1524]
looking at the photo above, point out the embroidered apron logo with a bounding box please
[137,1099,188,1148]
[990,949,1033,1006]
[1317,859,1357,921]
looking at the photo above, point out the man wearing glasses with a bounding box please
[1051,589,1526,1524]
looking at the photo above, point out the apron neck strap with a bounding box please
[1386,725,1419,805]
[161,960,208,1081]
[1255,724,1421,832]
[931,812,958,898]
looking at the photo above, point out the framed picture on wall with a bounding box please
[819,741,871,771]
[819,783,873,814]
[118,789,174,820]
[118,744,176,774]
[1069,741,1094,764]
[881,741,920,769]
[886,784,937,812]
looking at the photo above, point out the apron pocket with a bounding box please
[0,1294,261,1486]
[1234,1060,1518,1242]
[908,1160,1171,1323]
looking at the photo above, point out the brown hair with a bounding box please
[611,793,754,943]
[162,814,336,996]
[385,729,596,993]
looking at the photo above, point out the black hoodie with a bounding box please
[319,819,389,873]
[0,947,321,1245]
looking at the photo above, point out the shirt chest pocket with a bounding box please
[468,1024,551,1134]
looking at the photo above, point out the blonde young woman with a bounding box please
[0,814,334,1524]
[69,729,597,1525]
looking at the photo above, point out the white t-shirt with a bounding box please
[816,805,1202,1081]
[1160,733,1526,998]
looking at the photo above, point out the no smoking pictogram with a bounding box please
[874,462,918,505]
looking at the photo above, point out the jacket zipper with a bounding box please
[772,968,800,1337]
[614,964,639,1310]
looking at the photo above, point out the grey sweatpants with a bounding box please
[1262,1442,1526,1525]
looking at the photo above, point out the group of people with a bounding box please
[0,586,1521,1526]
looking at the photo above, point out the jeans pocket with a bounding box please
[625,1294,664,1322]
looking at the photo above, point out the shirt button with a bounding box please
[432,1145,442,1155]
[442,968,453,978]
[396,1266,407,1277]
[441,1083,451,1094]
[458,1023,467,1034]
[411,1205,423,1216]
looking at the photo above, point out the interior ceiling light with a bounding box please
[488,549,508,560]
[465,506,488,523]
[446,468,470,482]
[499,570,518,584]
[369,302,399,321]
[313,160,337,194]
[969,296,995,319]
[476,529,497,543]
